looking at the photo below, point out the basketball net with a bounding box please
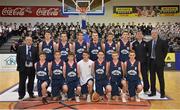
[77,7,88,21]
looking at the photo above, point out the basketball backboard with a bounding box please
[62,0,104,15]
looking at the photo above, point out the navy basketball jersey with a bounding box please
[42,40,54,62]
[66,62,78,83]
[105,42,116,62]
[119,40,130,62]
[126,60,139,81]
[51,60,64,80]
[59,41,69,62]
[75,41,87,62]
[109,61,123,81]
[89,42,102,61]
[36,61,49,81]
[95,60,107,81]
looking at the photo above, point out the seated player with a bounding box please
[50,51,65,101]
[124,50,143,102]
[107,51,127,102]
[63,52,81,102]
[78,51,94,102]
[94,51,112,101]
[35,52,51,104]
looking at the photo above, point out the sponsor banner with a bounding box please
[113,5,180,17]
[0,54,17,72]
[165,53,175,62]
[0,6,68,17]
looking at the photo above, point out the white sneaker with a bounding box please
[135,94,140,102]
[122,93,127,103]
[87,94,91,102]
[61,93,67,101]
[144,91,151,95]
[75,96,80,102]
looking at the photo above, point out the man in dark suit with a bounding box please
[147,29,168,98]
[16,36,38,99]
[132,30,149,94]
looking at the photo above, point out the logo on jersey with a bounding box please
[91,49,99,55]
[96,69,104,74]
[61,51,68,56]
[53,69,62,75]
[121,49,129,54]
[43,48,52,54]
[127,70,137,75]
[77,48,84,53]
[111,70,121,75]
[67,71,76,77]
[106,50,114,55]
[37,71,47,76]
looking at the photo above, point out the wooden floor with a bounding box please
[0,71,180,109]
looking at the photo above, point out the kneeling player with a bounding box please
[94,51,112,101]
[124,50,143,102]
[63,52,81,102]
[50,51,66,101]
[78,51,94,102]
[35,52,51,104]
[107,51,127,102]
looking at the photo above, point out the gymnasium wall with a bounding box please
[0,0,180,25]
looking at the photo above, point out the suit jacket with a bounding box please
[147,37,168,66]
[16,45,38,72]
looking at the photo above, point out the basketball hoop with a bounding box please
[76,7,88,20]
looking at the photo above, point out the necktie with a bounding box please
[151,40,156,59]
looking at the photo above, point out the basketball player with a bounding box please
[73,31,88,62]
[63,52,81,102]
[94,51,112,101]
[77,51,94,102]
[107,51,127,102]
[35,52,51,104]
[39,31,57,62]
[58,31,72,62]
[124,50,143,102]
[102,32,117,62]
[118,31,131,62]
[89,32,102,61]
[50,51,65,101]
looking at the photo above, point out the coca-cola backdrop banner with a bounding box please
[0,6,68,17]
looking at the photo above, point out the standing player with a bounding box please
[94,51,112,101]
[118,31,131,62]
[89,32,102,61]
[77,51,94,102]
[73,31,88,62]
[39,31,57,62]
[132,31,149,94]
[107,51,127,102]
[50,51,65,101]
[35,52,51,104]
[124,50,143,102]
[63,52,81,102]
[58,32,72,62]
[102,32,117,62]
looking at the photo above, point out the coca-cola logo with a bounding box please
[36,8,59,16]
[2,8,28,16]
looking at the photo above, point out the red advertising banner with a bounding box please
[0,6,68,17]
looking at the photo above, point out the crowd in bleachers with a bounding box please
[0,21,180,53]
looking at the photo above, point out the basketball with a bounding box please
[92,92,100,102]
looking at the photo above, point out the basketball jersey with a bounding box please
[42,40,54,62]
[66,62,78,83]
[89,42,102,61]
[95,60,107,81]
[59,41,69,62]
[119,40,130,62]
[109,61,123,81]
[36,61,49,81]
[75,41,87,62]
[126,60,139,81]
[105,42,116,62]
[51,60,64,80]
